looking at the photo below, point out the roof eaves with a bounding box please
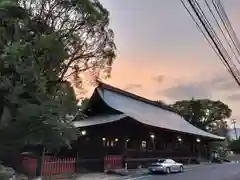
[96,81,225,141]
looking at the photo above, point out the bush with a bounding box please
[228,139,240,153]
[212,158,222,164]
[0,164,15,180]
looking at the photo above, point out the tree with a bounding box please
[81,98,90,110]
[0,0,115,158]
[170,99,232,156]
[0,3,77,156]
[18,0,116,91]
[228,139,240,153]
[154,100,167,106]
[170,98,231,136]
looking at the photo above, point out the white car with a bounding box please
[148,159,184,174]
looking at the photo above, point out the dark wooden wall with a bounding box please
[69,117,210,159]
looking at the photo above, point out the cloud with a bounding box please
[227,94,240,101]
[160,82,212,100]
[209,75,238,91]
[152,75,164,84]
[158,73,239,101]
[124,84,142,91]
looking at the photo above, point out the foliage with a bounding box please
[0,163,15,180]
[170,98,231,136]
[170,98,232,155]
[154,100,167,106]
[0,0,115,158]
[18,0,116,89]
[228,139,240,153]
[81,98,90,110]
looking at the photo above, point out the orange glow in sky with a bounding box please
[85,0,240,127]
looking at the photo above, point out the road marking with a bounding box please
[125,170,192,180]
[125,168,194,180]
[126,175,152,180]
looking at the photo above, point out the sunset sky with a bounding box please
[98,0,240,127]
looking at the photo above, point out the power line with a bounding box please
[193,0,231,62]
[198,0,240,83]
[215,0,240,55]
[204,0,240,65]
[181,0,240,87]
[212,0,240,58]
[180,0,224,64]
[180,0,231,75]
[192,0,240,80]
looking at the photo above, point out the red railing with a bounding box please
[21,156,76,178]
[41,157,76,177]
[104,155,122,171]
[22,156,38,176]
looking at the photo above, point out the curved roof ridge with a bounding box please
[97,81,178,114]
[96,81,224,140]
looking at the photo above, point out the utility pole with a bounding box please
[232,118,238,139]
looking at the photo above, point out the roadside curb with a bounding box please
[112,163,213,180]
[74,162,238,180]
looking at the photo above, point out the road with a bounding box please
[127,163,240,180]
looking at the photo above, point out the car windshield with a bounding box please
[157,159,165,163]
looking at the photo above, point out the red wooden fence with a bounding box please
[22,156,38,176]
[104,155,122,171]
[21,156,76,177]
[41,157,76,177]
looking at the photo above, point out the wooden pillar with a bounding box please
[122,136,128,156]
[163,141,166,150]
[152,138,156,150]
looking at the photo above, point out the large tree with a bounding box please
[170,99,232,156]
[228,138,240,153]
[17,0,116,93]
[170,99,231,136]
[0,0,115,158]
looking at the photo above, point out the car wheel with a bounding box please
[179,166,184,173]
[166,167,171,174]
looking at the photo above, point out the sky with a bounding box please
[97,0,240,127]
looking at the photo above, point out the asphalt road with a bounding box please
[129,163,240,180]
